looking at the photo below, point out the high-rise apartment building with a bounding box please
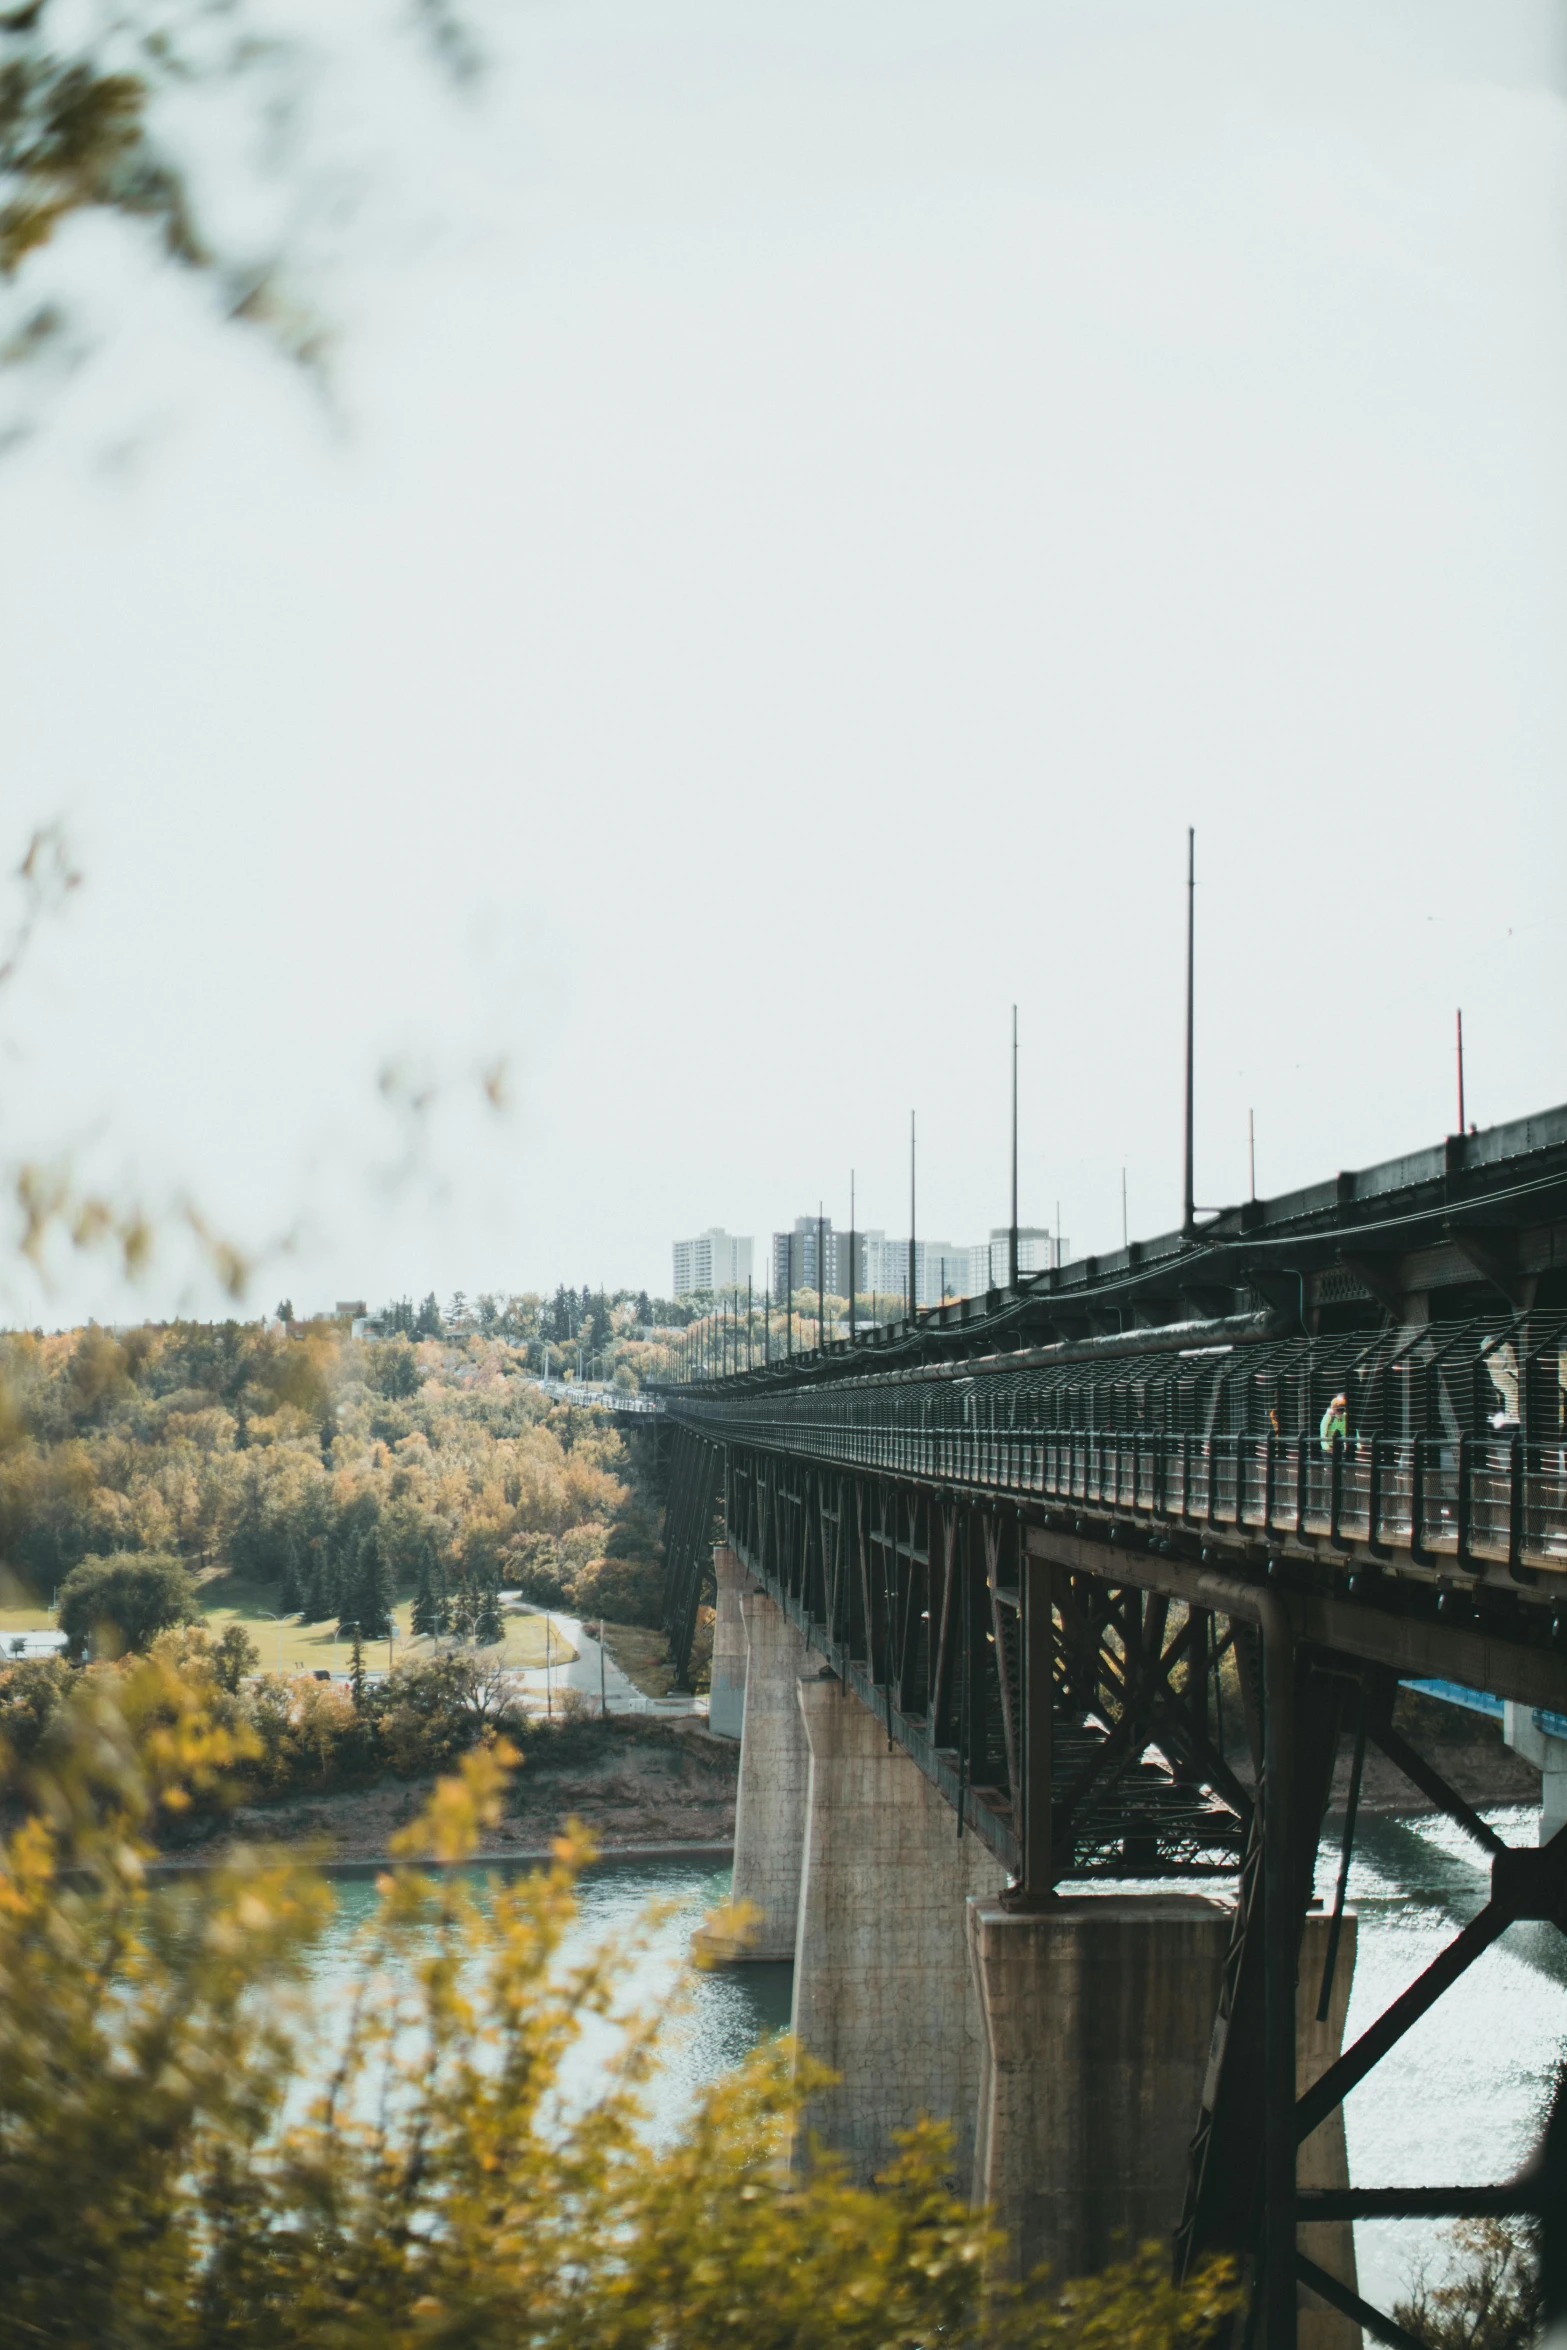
[855,1233,965,1309]
[964,1228,1068,1296]
[672,1228,753,1298]
[772,1216,839,1302]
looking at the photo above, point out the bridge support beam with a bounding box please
[706,1545,748,1740]
[1296,1912,1360,2350]
[729,1589,812,1958]
[967,1900,1358,2347]
[792,1673,1007,2185]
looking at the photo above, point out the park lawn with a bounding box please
[0,1582,578,1674]
[0,1600,58,1635]
[598,1621,685,1700]
[193,1573,577,1675]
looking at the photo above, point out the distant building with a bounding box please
[964,1229,1068,1295]
[855,1233,964,1310]
[772,1216,852,1302]
[672,1229,753,1298]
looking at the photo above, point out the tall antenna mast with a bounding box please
[1456,1009,1466,1134]
[1009,1004,1019,1289]
[1183,825,1196,1238]
[849,1170,857,1343]
[817,1202,825,1354]
[786,1234,793,1361]
[908,1111,917,1321]
[1249,1108,1256,1202]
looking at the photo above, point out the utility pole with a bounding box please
[787,1237,794,1360]
[908,1111,917,1321]
[1249,1108,1256,1202]
[1456,1008,1466,1134]
[1009,1004,1019,1290]
[1122,1166,1128,1250]
[747,1273,752,1370]
[1183,825,1197,1239]
[817,1203,826,1353]
[849,1170,857,1343]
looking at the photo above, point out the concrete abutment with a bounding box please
[728,1587,812,1958]
[791,1673,1008,2184]
[706,1544,748,1741]
[967,1897,1359,2348]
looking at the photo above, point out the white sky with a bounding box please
[3,0,1566,1321]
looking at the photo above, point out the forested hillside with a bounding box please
[0,1318,665,1630]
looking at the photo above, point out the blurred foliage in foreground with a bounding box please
[1393,2218,1543,2350]
[0,1654,1240,2348]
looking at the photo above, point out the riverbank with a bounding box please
[175,1695,1536,1869]
[213,1713,740,1864]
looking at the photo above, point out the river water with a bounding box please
[305,1807,1563,2320]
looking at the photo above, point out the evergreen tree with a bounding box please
[335,1530,363,1639]
[412,1542,449,1639]
[475,1576,503,1647]
[298,1541,330,1624]
[277,1536,302,1617]
[340,1529,391,1641]
[415,1291,443,1339]
[349,1627,366,1713]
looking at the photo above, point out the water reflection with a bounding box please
[303,1857,791,2136]
[296,1818,1564,2318]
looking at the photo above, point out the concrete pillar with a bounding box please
[967,1894,1229,2280]
[793,1673,1008,2184]
[967,1899,1359,2349]
[728,1589,812,1959]
[706,1545,748,1740]
[1504,1701,1567,1843]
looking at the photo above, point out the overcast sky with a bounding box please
[3,0,1566,1322]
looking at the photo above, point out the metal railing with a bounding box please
[673,1394,1567,1580]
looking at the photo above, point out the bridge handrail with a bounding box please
[668,1399,1567,1580]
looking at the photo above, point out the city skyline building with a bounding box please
[672,1228,753,1298]
[772,1215,839,1303]
[965,1227,1068,1295]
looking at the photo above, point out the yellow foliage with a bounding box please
[0,1668,1239,2349]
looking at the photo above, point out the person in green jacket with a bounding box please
[1319,1391,1348,1453]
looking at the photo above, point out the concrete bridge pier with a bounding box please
[728,1587,813,1958]
[1504,1700,1567,1842]
[706,1545,748,1740]
[792,1673,1008,2185]
[966,1898,1359,2348]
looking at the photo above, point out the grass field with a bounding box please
[0,1580,576,1676]
[598,1621,685,1700]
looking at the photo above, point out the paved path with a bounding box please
[503,1603,703,1719]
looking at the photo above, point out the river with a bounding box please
[303,1806,1563,2319]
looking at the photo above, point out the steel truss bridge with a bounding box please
[626,1104,1567,2350]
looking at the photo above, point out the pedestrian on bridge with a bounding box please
[1319,1391,1348,1453]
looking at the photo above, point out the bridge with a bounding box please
[622,1100,1567,2350]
